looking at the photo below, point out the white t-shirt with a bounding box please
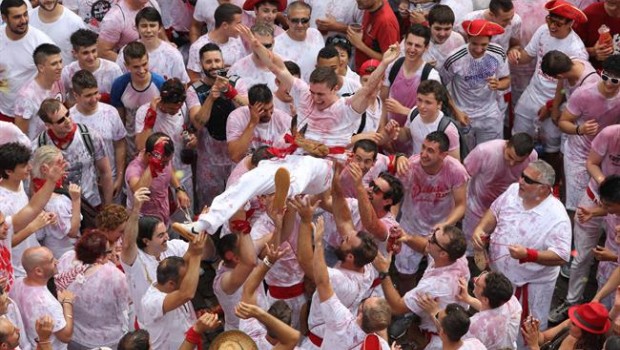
[441,0,474,24]
[61,59,123,99]
[63,0,118,32]
[0,121,31,147]
[192,0,245,32]
[442,43,510,121]
[457,10,522,51]
[406,109,460,155]
[28,6,86,64]
[320,295,390,350]
[14,78,65,140]
[423,31,465,72]
[466,296,522,350]
[305,0,362,38]
[229,54,279,93]
[98,0,161,50]
[187,35,248,74]
[36,194,76,259]
[141,284,196,350]
[0,26,54,117]
[70,102,127,179]
[289,78,361,147]
[273,28,325,82]
[226,105,291,151]
[120,239,188,325]
[10,279,67,350]
[117,41,190,84]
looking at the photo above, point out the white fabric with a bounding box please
[0,184,36,280]
[61,59,123,97]
[457,10,522,51]
[226,105,291,151]
[14,79,65,140]
[192,0,244,32]
[466,296,522,350]
[305,0,362,38]
[0,121,31,147]
[141,284,196,350]
[36,194,76,259]
[10,279,67,350]
[188,35,247,74]
[0,26,54,117]
[405,108,460,155]
[229,54,279,93]
[273,28,324,82]
[28,7,85,64]
[117,41,190,84]
[120,239,188,324]
[423,31,465,72]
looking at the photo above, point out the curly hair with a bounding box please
[96,204,129,231]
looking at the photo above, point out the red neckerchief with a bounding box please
[31,177,64,192]
[48,123,77,149]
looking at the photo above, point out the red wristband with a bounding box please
[545,99,554,110]
[224,84,238,100]
[519,248,539,264]
[185,327,202,350]
[145,107,157,129]
[387,154,396,174]
[230,219,251,234]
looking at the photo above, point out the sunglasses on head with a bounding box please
[602,72,620,85]
[290,17,310,24]
[52,110,71,125]
[521,172,544,185]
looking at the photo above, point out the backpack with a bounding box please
[388,57,434,86]
[409,108,470,161]
[37,123,95,159]
[356,96,381,134]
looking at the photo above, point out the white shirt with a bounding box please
[61,59,123,98]
[488,183,571,285]
[226,105,291,152]
[192,0,244,32]
[0,121,31,147]
[141,284,196,350]
[0,184,37,279]
[423,31,465,72]
[273,28,325,82]
[0,26,54,117]
[28,6,86,64]
[14,78,65,140]
[117,41,190,84]
[457,10,522,51]
[305,0,362,38]
[188,35,248,74]
[230,54,279,93]
[466,296,522,350]
[36,194,76,259]
[120,239,188,324]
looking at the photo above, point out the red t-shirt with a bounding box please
[355,0,400,70]
[573,2,620,70]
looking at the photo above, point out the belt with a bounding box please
[586,186,600,204]
[515,283,530,323]
[268,281,305,299]
[308,330,323,347]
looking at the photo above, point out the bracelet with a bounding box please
[575,125,581,135]
[185,327,202,346]
[519,248,539,264]
[263,256,273,268]
[35,338,52,344]
[65,314,73,319]
[61,300,73,305]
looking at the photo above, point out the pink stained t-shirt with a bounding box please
[466,296,522,350]
[124,154,172,225]
[61,59,123,99]
[289,78,362,147]
[464,139,537,219]
[273,28,325,82]
[98,0,160,50]
[14,78,65,140]
[228,54,279,93]
[225,105,291,150]
[588,125,620,194]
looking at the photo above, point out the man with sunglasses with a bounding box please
[375,225,470,350]
[229,23,280,93]
[472,160,571,332]
[510,0,588,183]
[35,98,113,208]
[273,1,325,82]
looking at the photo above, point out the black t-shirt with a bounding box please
[190,81,237,141]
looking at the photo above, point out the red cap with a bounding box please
[544,0,588,24]
[243,0,286,12]
[359,59,380,76]
[568,302,611,335]
[461,19,505,37]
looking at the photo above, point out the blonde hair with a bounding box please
[31,145,61,178]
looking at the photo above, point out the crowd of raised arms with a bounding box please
[1,0,620,349]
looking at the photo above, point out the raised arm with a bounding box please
[220,229,257,295]
[350,44,401,114]
[290,196,321,281]
[235,302,301,350]
[241,243,288,303]
[312,217,334,302]
[351,163,388,241]
[332,164,357,238]
[120,187,150,266]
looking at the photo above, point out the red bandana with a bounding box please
[47,123,77,149]
[31,177,64,193]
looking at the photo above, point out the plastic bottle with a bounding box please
[598,24,613,46]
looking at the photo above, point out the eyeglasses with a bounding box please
[105,249,113,254]
[473,271,488,286]
[369,180,384,194]
[545,15,570,27]
[327,36,351,47]
[289,17,310,25]
[52,110,71,125]
[602,72,620,85]
[262,43,273,49]
[521,172,544,185]
[429,229,448,252]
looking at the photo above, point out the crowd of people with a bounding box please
[0,0,620,348]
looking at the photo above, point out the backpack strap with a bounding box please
[579,71,597,87]
[37,130,48,148]
[356,113,367,135]
[408,107,420,123]
[77,123,95,159]
[438,115,451,132]
[421,63,433,82]
[388,57,406,87]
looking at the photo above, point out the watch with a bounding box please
[175,186,187,193]
[378,271,389,280]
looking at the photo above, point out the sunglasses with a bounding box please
[369,180,384,194]
[602,72,620,85]
[327,36,351,47]
[545,15,570,27]
[289,17,310,24]
[521,172,544,185]
[52,110,71,125]
[473,271,488,286]
[429,229,448,252]
[262,43,273,49]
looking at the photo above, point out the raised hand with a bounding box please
[132,187,151,212]
[68,183,81,202]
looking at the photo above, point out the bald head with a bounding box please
[22,247,53,274]
[0,318,20,349]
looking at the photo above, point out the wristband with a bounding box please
[185,327,203,350]
[230,219,251,234]
[387,154,396,174]
[519,248,539,264]
[224,84,238,100]
[575,125,581,135]
[545,99,554,110]
[263,256,273,268]
[145,107,157,129]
